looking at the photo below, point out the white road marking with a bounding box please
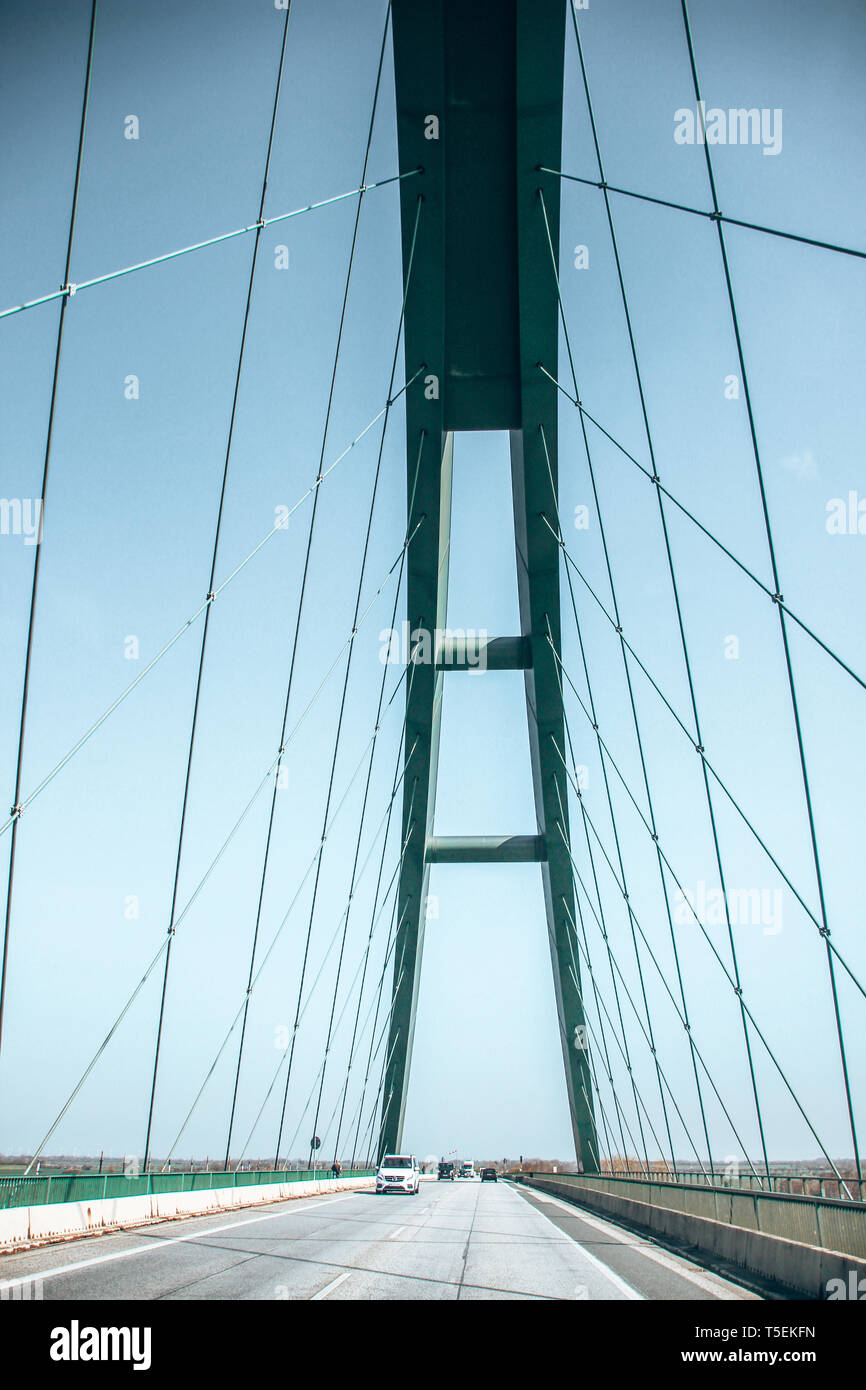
[531,1191,753,1300]
[387,1226,407,1240]
[0,1191,360,1293]
[310,1270,352,1300]
[527,1197,644,1300]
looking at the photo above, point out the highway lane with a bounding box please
[0,1179,758,1301]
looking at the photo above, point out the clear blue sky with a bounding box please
[0,0,864,1170]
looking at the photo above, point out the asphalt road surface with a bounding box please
[0,1179,759,1301]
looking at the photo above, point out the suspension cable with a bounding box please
[234,796,417,1169]
[222,5,402,1168]
[270,188,425,1168]
[142,2,299,1169]
[535,362,866,695]
[545,40,773,1159]
[0,369,422,847]
[549,632,854,1194]
[539,168,866,262]
[0,171,421,322]
[543,536,866,1006]
[328,438,427,1164]
[678,0,860,1179]
[0,0,99,1061]
[539,423,686,1170]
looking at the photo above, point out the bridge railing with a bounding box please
[0,1167,375,1211]
[604,1167,864,1203]
[513,1171,866,1260]
[514,1167,864,1202]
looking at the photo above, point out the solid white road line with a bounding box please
[526,1198,644,1301]
[0,1191,360,1293]
[531,1191,752,1300]
[387,1226,407,1240]
[310,1271,352,1300]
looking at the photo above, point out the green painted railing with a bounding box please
[0,1167,374,1211]
[513,1172,866,1260]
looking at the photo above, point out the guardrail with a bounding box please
[572,1167,865,1203]
[0,1167,374,1212]
[514,1172,866,1261]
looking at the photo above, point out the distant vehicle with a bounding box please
[459,1161,475,1179]
[480,1167,497,1183]
[438,1161,455,1181]
[376,1154,420,1195]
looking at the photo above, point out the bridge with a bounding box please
[0,0,864,1310]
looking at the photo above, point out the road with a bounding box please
[0,1179,759,1301]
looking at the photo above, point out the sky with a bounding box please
[0,0,864,1172]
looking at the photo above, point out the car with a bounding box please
[480,1167,497,1183]
[437,1161,455,1181]
[376,1154,420,1195]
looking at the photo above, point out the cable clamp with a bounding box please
[278,744,286,755]
[683,1022,692,1032]
[709,211,722,222]
[598,180,608,190]
[651,832,659,842]
[206,590,215,604]
[61,282,77,297]
[819,924,831,939]
[10,803,23,819]
[651,473,660,485]
[615,625,623,634]
[623,892,629,901]
[649,1045,657,1055]
[771,592,784,605]
[592,722,599,732]
[695,744,705,755]
[734,986,743,997]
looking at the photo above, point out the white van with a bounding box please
[376,1154,420,1195]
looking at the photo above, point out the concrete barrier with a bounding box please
[0,1175,374,1254]
[518,1175,866,1299]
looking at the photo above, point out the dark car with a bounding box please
[480,1167,497,1183]
[438,1161,455,1181]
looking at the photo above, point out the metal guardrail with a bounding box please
[0,1167,374,1212]
[592,1167,865,1203]
[515,1172,866,1260]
